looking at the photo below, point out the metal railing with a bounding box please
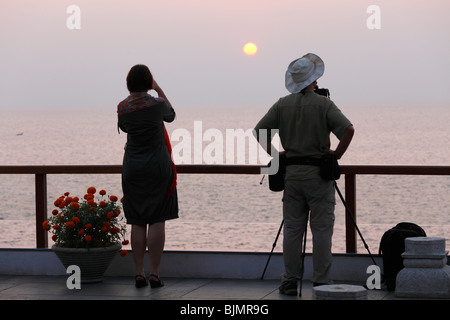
[0,164,449,252]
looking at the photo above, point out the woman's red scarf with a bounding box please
[164,124,177,199]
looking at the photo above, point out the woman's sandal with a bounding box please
[149,274,164,288]
[135,275,148,288]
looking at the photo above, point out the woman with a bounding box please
[117,64,178,288]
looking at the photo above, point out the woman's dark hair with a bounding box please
[126,64,153,92]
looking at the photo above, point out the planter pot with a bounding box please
[52,244,121,283]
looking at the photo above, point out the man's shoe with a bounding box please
[279,281,298,296]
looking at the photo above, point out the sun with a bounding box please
[243,42,258,56]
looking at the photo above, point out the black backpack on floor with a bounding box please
[379,222,426,291]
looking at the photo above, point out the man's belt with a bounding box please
[285,156,321,167]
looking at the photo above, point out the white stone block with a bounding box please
[395,237,450,298]
[313,284,367,300]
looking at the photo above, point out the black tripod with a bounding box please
[333,181,377,266]
[260,181,377,283]
[260,219,284,281]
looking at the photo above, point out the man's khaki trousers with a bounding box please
[281,178,335,284]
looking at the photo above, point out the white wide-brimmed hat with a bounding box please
[285,53,324,93]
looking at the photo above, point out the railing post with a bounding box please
[344,174,357,253]
[35,174,48,248]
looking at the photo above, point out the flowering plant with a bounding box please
[43,187,128,255]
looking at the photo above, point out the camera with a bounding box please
[314,86,330,98]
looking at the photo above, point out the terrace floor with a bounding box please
[0,274,409,300]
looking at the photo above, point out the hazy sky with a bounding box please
[1,0,449,110]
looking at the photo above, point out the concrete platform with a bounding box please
[0,275,394,300]
[1,249,449,307]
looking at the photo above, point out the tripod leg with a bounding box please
[261,220,284,280]
[334,181,377,266]
[299,220,308,297]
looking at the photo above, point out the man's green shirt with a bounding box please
[255,89,352,180]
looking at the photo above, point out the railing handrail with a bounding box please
[0,164,261,175]
[0,164,449,251]
[1,164,449,175]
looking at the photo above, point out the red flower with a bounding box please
[64,197,73,206]
[87,187,96,194]
[54,198,63,207]
[101,222,110,232]
[70,202,80,211]
[99,189,106,196]
[85,235,92,242]
[65,221,75,229]
[109,195,118,202]
[42,220,50,231]
[119,250,128,256]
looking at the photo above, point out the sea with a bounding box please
[0,102,449,254]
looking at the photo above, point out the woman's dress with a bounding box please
[117,92,178,225]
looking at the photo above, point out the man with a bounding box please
[254,53,354,295]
